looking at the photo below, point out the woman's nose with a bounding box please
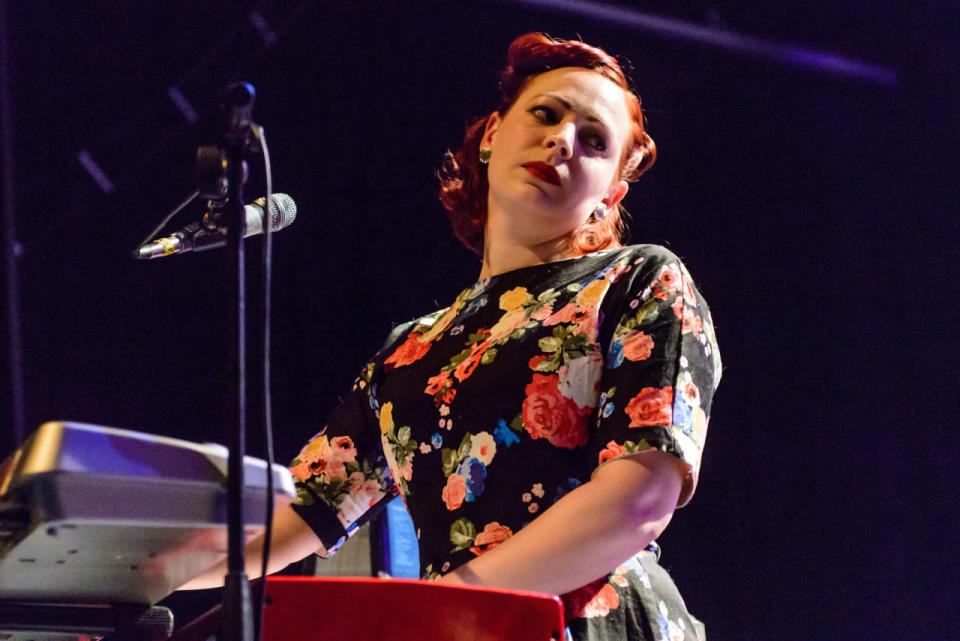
[544,124,575,158]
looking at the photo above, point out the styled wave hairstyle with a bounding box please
[439,32,657,256]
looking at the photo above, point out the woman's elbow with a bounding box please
[595,449,687,539]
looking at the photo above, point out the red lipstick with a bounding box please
[522,162,561,186]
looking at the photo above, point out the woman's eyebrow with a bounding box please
[533,93,610,128]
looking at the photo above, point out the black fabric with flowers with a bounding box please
[289,245,721,641]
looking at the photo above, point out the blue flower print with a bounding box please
[672,397,692,432]
[602,402,615,418]
[457,457,487,501]
[608,340,624,369]
[431,433,443,449]
[494,419,520,447]
[462,295,489,319]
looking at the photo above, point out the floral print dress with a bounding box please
[289,245,722,641]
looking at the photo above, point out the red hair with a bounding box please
[439,33,657,256]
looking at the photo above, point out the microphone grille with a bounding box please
[267,193,297,231]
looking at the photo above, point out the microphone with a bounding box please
[134,193,297,260]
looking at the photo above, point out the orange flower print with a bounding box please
[622,330,654,362]
[581,584,621,618]
[522,374,590,449]
[625,387,675,428]
[531,306,553,321]
[544,302,588,327]
[425,372,448,395]
[384,333,431,369]
[576,278,610,307]
[453,339,492,383]
[469,522,513,556]
[598,440,626,465]
[441,473,467,510]
[498,286,530,311]
[289,460,312,482]
[425,371,456,405]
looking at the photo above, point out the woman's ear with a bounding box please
[480,112,501,149]
[605,180,629,208]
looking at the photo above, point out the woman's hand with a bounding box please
[434,449,686,596]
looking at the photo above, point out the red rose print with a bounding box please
[522,374,589,449]
[470,522,513,556]
[328,436,357,468]
[658,264,681,290]
[581,583,621,618]
[625,386,674,428]
[528,354,549,370]
[385,333,432,369]
[654,264,682,300]
[682,380,701,405]
[598,440,626,465]
[561,577,608,620]
[622,331,654,362]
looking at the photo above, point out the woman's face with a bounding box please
[481,67,632,246]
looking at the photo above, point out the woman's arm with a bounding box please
[177,503,326,590]
[435,449,686,595]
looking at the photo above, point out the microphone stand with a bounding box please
[211,84,257,641]
[221,143,252,641]
[135,81,261,641]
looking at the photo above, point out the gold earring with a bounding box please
[479,148,492,164]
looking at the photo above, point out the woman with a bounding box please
[185,33,721,641]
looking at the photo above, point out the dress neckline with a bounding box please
[471,247,621,289]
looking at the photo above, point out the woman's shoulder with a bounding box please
[380,307,448,350]
[610,243,683,264]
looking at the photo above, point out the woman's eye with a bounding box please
[586,134,607,152]
[530,106,558,123]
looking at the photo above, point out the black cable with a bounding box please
[132,190,199,251]
[253,124,274,641]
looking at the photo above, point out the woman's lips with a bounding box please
[522,162,561,186]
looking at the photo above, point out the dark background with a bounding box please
[1,1,958,639]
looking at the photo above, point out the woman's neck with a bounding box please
[478,232,575,280]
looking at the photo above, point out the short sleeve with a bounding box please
[289,362,400,555]
[588,248,722,507]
